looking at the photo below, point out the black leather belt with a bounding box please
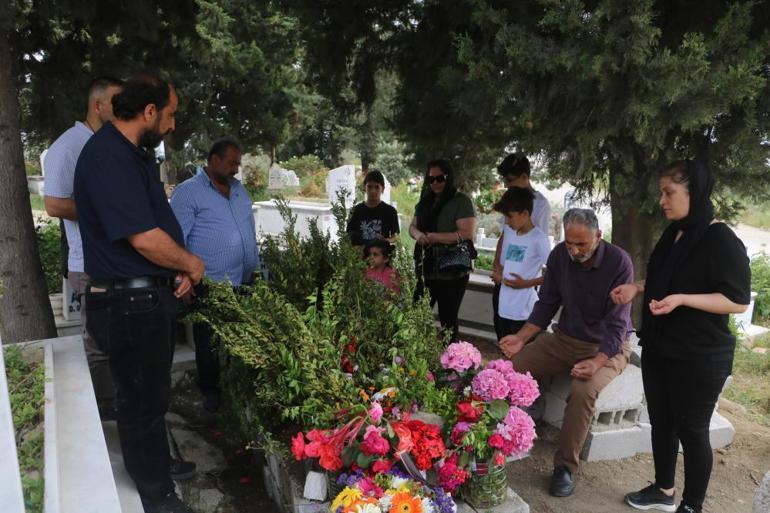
[90,276,175,291]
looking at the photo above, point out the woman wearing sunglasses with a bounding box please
[409,159,477,341]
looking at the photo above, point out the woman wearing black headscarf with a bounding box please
[610,160,751,513]
[409,159,477,341]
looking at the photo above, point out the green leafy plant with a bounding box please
[35,219,62,294]
[4,345,45,513]
[751,254,770,324]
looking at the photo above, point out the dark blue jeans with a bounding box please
[86,285,179,502]
[642,349,732,509]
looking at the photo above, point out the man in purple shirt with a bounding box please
[501,208,633,498]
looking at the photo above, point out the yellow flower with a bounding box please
[388,492,422,513]
[408,370,417,377]
[331,487,363,513]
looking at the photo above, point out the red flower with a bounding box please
[405,420,446,470]
[438,453,469,493]
[304,429,329,458]
[318,443,343,471]
[291,432,306,461]
[457,401,484,422]
[391,422,414,456]
[488,433,506,450]
[494,452,505,466]
[360,430,390,456]
[372,459,393,473]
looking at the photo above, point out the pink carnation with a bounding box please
[438,453,469,493]
[471,368,510,401]
[368,401,383,423]
[494,406,537,457]
[450,421,472,445]
[506,370,540,407]
[440,341,482,372]
[360,427,390,456]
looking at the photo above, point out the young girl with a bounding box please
[364,240,399,293]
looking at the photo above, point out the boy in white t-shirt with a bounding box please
[493,187,552,338]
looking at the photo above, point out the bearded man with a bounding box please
[499,207,634,498]
[74,72,204,513]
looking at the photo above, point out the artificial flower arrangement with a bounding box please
[330,467,456,513]
[291,390,447,475]
[435,342,540,493]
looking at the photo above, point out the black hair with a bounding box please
[493,186,535,216]
[364,239,393,260]
[414,159,458,232]
[88,76,123,100]
[497,153,531,177]
[659,159,690,188]
[363,169,385,188]
[208,137,243,161]
[111,72,172,121]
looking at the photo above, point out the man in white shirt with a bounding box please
[491,153,552,340]
[44,76,123,419]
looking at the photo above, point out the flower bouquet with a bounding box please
[436,342,540,507]
[330,468,456,513]
[291,393,447,486]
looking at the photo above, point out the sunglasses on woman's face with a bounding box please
[427,174,447,184]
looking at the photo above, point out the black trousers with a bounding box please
[86,285,179,502]
[642,349,732,509]
[425,275,469,341]
[192,322,220,395]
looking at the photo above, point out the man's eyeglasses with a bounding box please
[426,174,447,184]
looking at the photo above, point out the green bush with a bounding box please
[281,154,326,178]
[35,220,62,294]
[751,254,770,323]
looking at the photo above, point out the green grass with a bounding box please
[391,182,419,219]
[29,193,45,212]
[724,344,770,425]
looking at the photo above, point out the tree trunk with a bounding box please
[609,165,661,329]
[0,29,57,344]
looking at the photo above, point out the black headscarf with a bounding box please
[641,159,715,340]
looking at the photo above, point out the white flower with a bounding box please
[358,504,382,513]
[378,495,393,510]
[390,476,410,489]
[421,497,435,513]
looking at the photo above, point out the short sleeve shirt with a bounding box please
[74,122,184,279]
[498,226,551,321]
[345,201,400,245]
[43,121,93,273]
[435,192,476,233]
[641,222,751,360]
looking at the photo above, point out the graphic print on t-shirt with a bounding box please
[360,219,383,241]
[505,244,528,263]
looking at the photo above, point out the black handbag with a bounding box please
[433,240,478,273]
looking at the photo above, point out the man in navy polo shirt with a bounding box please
[74,73,204,513]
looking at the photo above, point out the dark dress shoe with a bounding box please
[549,465,575,497]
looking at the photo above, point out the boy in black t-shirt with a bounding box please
[345,170,400,246]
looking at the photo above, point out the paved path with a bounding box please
[735,223,770,257]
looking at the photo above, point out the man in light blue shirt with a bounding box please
[170,137,258,411]
[44,76,123,419]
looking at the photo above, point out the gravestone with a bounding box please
[269,166,300,190]
[40,149,48,177]
[327,165,356,208]
[382,173,392,205]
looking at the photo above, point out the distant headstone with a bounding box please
[327,165,356,207]
[40,149,48,177]
[268,166,300,189]
[382,172,392,205]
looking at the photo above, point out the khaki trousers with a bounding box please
[512,325,630,474]
[68,271,115,411]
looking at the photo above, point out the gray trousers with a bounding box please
[68,271,115,411]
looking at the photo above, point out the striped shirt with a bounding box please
[170,170,259,286]
[44,121,93,273]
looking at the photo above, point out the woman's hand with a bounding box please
[416,231,431,246]
[425,232,444,245]
[649,294,685,316]
[611,283,639,305]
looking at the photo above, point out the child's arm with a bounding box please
[502,273,543,289]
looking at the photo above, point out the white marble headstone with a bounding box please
[327,165,356,207]
[268,166,300,189]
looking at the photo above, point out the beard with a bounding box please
[139,119,164,150]
[568,242,598,263]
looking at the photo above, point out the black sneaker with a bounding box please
[624,483,676,511]
[143,492,194,513]
[170,459,196,481]
[676,505,700,513]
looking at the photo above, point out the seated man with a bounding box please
[500,208,634,497]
